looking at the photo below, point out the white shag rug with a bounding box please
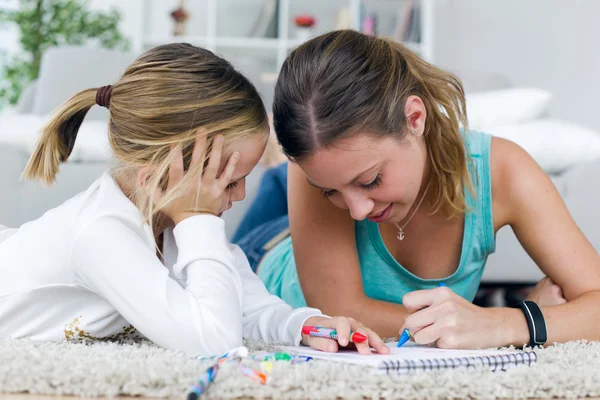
[0,338,599,399]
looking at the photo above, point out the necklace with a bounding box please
[394,181,431,241]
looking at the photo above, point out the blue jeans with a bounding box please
[232,163,290,272]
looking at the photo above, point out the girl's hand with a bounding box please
[161,134,239,225]
[301,316,390,355]
[400,286,512,349]
[525,276,567,307]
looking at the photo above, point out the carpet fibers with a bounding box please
[0,338,599,399]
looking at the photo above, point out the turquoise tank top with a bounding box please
[258,130,496,308]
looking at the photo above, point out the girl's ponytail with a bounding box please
[22,88,98,185]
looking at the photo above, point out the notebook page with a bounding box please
[278,341,523,368]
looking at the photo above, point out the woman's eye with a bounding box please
[361,174,382,191]
[226,181,239,190]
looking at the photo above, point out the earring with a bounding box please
[411,128,418,135]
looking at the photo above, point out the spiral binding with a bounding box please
[381,351,537,374]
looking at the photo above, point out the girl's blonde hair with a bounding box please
[23,43,269,227]
[273,30,473,217]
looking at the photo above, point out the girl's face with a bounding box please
[297,132,429,224]
[217,133,267,216]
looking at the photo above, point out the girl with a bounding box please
[236,30,600,349]
[0,43,388,357]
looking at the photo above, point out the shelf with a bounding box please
[362,0,411,5]
[216,37,280,49]
[143,35,208,46]
[144,35,284,48]
[138,0,433,69]
[143,35,315,50]
[286,38,306,48]
[144,36,420,51]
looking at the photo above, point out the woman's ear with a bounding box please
[404,95,427,136]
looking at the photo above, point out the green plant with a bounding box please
[0,0,129,107]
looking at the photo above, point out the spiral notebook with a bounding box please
[279,341,537,374]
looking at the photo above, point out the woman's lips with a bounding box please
[367,204,392,223]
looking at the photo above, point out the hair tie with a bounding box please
[96,85,113,109]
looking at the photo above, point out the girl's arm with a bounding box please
[72,214,245,357]
[287,162,410,338]
[232,245,325,344]
[491,137,600,344]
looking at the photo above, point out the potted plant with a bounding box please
[0,0,129,109]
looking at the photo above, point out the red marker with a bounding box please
[302,326,368,343]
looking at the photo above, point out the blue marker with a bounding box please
[397,282,447,348]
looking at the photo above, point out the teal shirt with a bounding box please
[258,130,496,308]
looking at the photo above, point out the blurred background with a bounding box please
[1,0,600,303]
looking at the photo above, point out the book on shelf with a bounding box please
[361,0,421,45]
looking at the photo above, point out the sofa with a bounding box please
[2,46,600,287]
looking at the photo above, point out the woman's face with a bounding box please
[297,132,429,224]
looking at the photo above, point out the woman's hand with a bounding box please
[525,276,567,307]
[301,316,390,355]
[161,134,239,225]
[400,286,515,349]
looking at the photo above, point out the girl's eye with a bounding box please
[361,174,382,191]
[321,189,336,198]
[226,181,239,190]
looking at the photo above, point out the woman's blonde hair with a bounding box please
[273,30,473,217]
[23,43,269,227]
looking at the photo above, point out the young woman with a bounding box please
[0,43,387,357]
[235,30,600,349]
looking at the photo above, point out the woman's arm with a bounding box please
[491,137,600,344]
[287,162,409,338]
[401,137,600,349]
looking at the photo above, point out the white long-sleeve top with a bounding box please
[0,172,323,356]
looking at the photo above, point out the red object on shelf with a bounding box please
[294,15,316,28]
[170,8,189,22]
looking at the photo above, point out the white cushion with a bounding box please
[484,118,600,174]
[0,113,111,162]
[466,87,553,129]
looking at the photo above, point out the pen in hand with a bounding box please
[302,326,368,343]
[398,282,447,348]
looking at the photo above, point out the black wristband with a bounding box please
[519,300,547,347]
